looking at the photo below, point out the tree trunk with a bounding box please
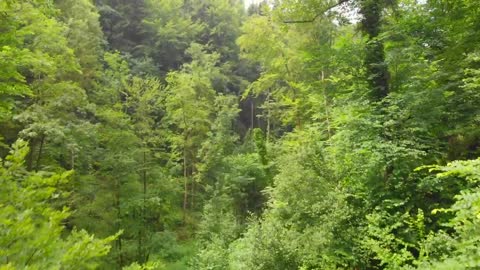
[27,139,36,171]
[140,148,147,263]
[360,0,390,100]
[191,158,196,210]
[115,177,123,268]
[71,148,75,170]
[266,90,271,145]
[35,135,45,172]
[251,98,255,129]
[182,141,188,223]
[321,71,332,139]
[359,0,394,184]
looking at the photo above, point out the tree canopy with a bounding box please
[1,0,480,269]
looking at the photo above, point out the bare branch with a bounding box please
[283,0,351,24]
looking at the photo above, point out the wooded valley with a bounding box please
[1,0,480,269]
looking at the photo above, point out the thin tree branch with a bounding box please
[25,248,39,266]
[283,0,351,24]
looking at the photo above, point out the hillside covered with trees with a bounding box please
[1,0,480,269]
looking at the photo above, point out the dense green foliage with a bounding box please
[1,0,479,269]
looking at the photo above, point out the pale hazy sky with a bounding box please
[243,0,257,8]
[244,0,429,8]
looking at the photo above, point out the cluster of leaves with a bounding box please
[0,140,117,269]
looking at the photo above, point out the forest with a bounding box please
[1,0,480,269]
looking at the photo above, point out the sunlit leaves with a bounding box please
[0,140,115,269]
